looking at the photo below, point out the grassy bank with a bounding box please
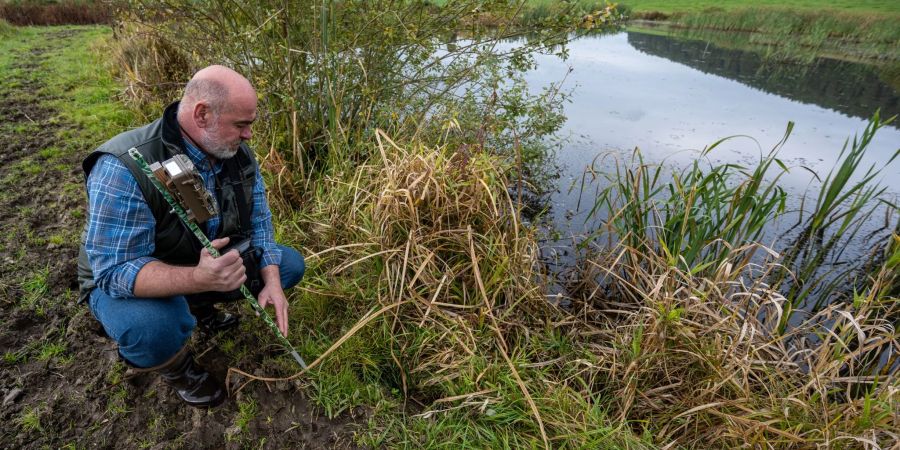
[427,0,621,28]
[620,0,900,15]
[622,1,900,63]
[271,115,898,447]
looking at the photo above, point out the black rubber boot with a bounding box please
[156,347,226,408]
[190,304,240,333]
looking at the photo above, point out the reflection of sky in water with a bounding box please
[516,32,900,237]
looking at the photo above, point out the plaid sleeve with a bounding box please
[250,168,281,268]
[84,154,157,298]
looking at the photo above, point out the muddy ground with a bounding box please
[0,29,363,449]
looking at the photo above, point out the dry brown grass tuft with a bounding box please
[106,23,192,120]
[254,129,588,445]
[570,240,899,447]
[349,130,554,388]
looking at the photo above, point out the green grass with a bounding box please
[3,337,72,366]
[233,398,258,432]
[625,2,900,64]
[17,404,43,432]
[105,385,129,416]
[620,0,900,15]
[103,361,130,416]
[0,18,12,37]
[39,146,63,160]
[3,349,26,364]
[105,361,125,385]
[0,26,35,86]
[21,266,49,310]
[0,25,136,151]
[37,341,66,361]
[428,0,618,27]
[306,367,386,418]
[40,27,135,142]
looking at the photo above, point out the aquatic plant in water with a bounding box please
[581,114,898,319]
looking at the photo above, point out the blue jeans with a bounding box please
[88,244,305,368]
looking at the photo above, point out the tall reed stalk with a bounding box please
[774,113,899,315]
[586,127,791,278]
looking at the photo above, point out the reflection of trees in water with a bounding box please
[627,32,900,122]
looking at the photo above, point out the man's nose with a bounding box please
[240,127,252,141]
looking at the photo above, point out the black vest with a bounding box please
[76,102,258,301]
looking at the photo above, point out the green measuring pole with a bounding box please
[128,147,308,370]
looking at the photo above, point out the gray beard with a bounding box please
[203,141,239,159]
[199,125,240,159]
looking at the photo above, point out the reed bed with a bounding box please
[568,240,898,447]
[559,116,900,447]
[582,116,898,316]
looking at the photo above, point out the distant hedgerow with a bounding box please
[0,0,111,26]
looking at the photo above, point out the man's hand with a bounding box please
[132,237,245,298]
[192,237,247,292]
[258,265,289,337]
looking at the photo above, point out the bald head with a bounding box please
[178,65,255,117]
[177,65,258,159]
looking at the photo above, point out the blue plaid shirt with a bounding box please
[84,139,281,298]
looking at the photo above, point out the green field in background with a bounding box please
[619,0,900,14]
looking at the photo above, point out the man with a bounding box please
[76,65,304,408]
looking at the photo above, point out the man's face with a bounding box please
[199,94,257,160]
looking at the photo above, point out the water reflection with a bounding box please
[627,31,900,123]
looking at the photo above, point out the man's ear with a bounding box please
[193,102,212,128]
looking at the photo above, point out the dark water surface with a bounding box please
[522,30,900,234]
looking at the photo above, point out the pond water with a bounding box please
[524,30,900,278]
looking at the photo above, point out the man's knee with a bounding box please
[118,317,194,367]
[277,244,305,289]
[90,292,196,368]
